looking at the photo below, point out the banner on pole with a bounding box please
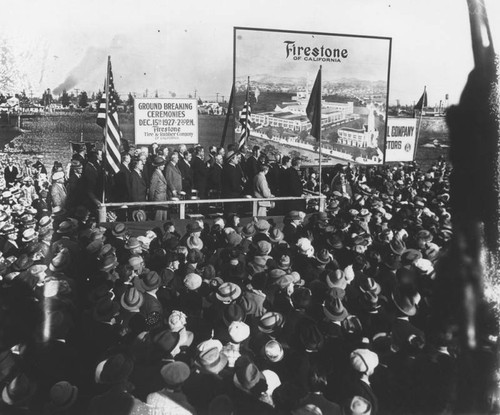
[384,117,417,162]
[233,27,391,165]
[134,98,198,145]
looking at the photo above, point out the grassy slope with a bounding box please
[0,112,444,170]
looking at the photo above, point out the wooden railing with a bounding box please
[97,192,326,222]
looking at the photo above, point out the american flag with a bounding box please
[97,58,121,174]
[238,77,251,150]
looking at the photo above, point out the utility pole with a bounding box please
[194,89,197,98]
[216,92,219,103]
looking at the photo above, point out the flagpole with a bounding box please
[220,84,234,148]
[102,56,111,205]
[318,66,322,201]
[413,85,426,161]
[241,76,250,150]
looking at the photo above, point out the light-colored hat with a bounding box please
[184,273,202,291]
[350,349,379,374]
[52,171,65,181]
[228,321,250,343]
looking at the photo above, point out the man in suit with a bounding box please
[191,145,208,199]
[165,152,183,198]
[221,151,243,215]
[114,152,133,202]
[4,157,19,188]
[286,156,305,213]
[178,149,193,196]
[246,145,261,187]
[208,154,223,198]
[81,151,103,212]
[130,157,147,202]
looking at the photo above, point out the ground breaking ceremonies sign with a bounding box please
[234,28,391,165]
[134,98,198,145]
[384,117,417,162]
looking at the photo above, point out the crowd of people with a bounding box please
[0,145,498,415]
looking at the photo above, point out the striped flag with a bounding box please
[238,77,251,150]
[97,57,121,174]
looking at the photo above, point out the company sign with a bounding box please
[384,117,417,162]
[134,98,198,145]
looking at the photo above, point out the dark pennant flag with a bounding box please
[306,67,322,142]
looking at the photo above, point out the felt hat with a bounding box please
[95,354,134,384]
[323,297,348,322]
[196,347,228,374]
[56,220,76,235]
[350,349,379,374]
[93,298,120,322]
[112,222,127,237]
[216,282,242,303]
[186,221,203,233]
[1,373,37,407]
[152,156,166,167]
[325,269,347,290]
[125,237,141,250]
[134,270,161,292]
[234,362,264,390]
[160,362,190,387]
[186,235,203,250]
[21,228,37,243]
[226,232,242,247]
[241,222,256,238]
[258,311,284,334]
[263,340,284,362]
[401,249,423,266]
[256,240,272,256]
[255,219,271,233]
[168,310,187,332]
[153,330,180,354]
[38,215,53,228]
[48,381,78,411]
[184,273,202,291]
[391,288,418,316]
[416,229,433,242]
[315,248,331,265]
[277,254,291,270]
[120,286,144,311]
[228,321,250,343]
[345,396,372,415]
[298,322,324,352]
[359,277,381,295]
[269,227,284,243]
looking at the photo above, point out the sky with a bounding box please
[1,0,499,106]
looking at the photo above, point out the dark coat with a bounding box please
[130,169,147,202]
[221,163,243,198]
[81,162,102,209]
[191,155,208,198]
[208,163,223,196]
[178,157,193,193]
[4,165,19,187]
[286,167,305,212]
[149,169,167,202]
[114,164,132,202]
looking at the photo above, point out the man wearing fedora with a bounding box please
[149,156,169,221]
[165,151,183,199]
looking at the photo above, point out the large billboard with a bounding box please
[234,28,392,165]
[384,117,417,162]
[134,98,198,145]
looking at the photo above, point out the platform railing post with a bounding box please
[98,204,107,223]
[180,202,186,220]
[253,200,258,217]
[319,194,326,212]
